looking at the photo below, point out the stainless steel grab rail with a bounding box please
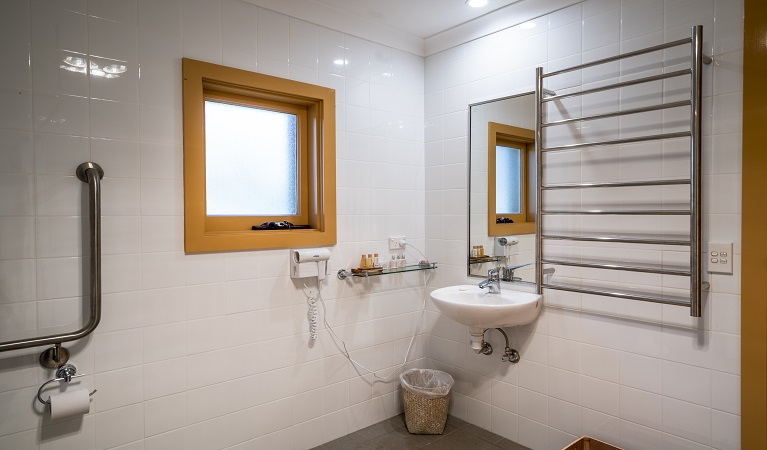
[0,162,104,365]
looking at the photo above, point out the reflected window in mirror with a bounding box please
[488,123,535,236]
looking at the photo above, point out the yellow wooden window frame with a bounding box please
[487,122,535,236]
[183,58,336,252]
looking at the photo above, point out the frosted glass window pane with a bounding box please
[496,145,521,215]
[205,100,298,216]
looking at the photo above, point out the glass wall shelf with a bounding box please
[337,263,437,280]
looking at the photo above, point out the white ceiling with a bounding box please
[306,0,521,39]
[244,0,582,56]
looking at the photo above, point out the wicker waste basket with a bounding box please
[400,369,454,435]
[562,436,622,450]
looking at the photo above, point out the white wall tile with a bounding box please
[187,415,227,450]
[95,403,144,450]
[144,392,186,437]
[581,407,619,445]
[549,397,581,437]
[39,415,95,450]
[620,385,662,430]
[145,429,186,450]
[662,360,711,407]
[662,397,712,446]
[710,370,739,415]
[143,322,186,363]
[619,352,662,394]
[0,387,39,436]
[580,343,617,383]
[143,357,187,400]
[580,375,618,416]
[710,409,740,450]
[94,365,143,412]
[620,419,663,450]
[95,329,143,372]
[518,415,549,450]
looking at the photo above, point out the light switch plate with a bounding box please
[707,242,733,274]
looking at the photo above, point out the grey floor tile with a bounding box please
[495,437,533,450]
[312,414,531,450]
[366,427,434,449]
[425,429,499,450]
[462,423,505,444]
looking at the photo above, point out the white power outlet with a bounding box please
[707,242,733,275]
[388,236,406,250]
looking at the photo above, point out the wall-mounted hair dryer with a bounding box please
[290,248,331,280]
[493,236,519,257]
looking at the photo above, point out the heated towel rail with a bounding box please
[0,162,104,366]
[534,26,711,317]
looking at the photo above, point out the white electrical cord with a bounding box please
[403,241,429,263]
[305,287,319,341]
[317,268,433,381]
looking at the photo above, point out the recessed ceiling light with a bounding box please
[333,59,349,65]
[520,21,536,29]
[466,0,488,7]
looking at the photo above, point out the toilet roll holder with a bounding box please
[36,364,97,406]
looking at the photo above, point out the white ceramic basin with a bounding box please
[430,285,542,329]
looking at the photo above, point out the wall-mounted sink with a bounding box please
[429,285,542,350]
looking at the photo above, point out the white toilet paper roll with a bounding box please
[49,388,91,420]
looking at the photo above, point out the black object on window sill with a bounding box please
[496,217,514,224]
[252,221,311,230]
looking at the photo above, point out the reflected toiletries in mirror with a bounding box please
[468,92,536,283]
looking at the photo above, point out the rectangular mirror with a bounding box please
[468,92,537,284]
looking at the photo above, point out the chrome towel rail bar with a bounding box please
[542,179,691,190]
[540,209,690,215]
[541,69,692,103]
[541,283,692,307]
[540,258,691,276]
[541,234,691,246]
[541,35,711,78]
[0,162,104,368]
[542,131,691,152]
[541,100,692,127]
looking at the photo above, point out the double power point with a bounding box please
[388,236,406,250]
